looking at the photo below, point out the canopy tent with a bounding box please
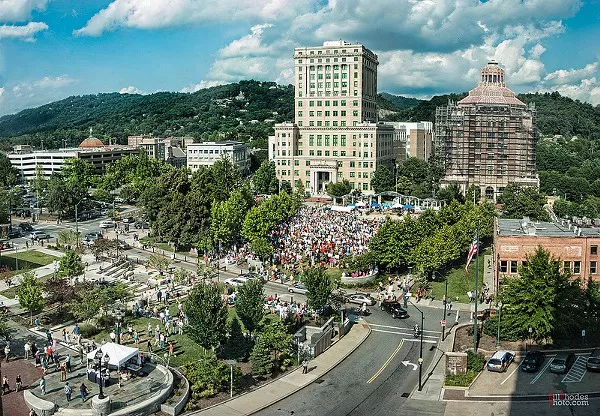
[355,202,367,207]
[403,204,414,209]
[87,342,139,367]
[371,202,379,207]
[391,203,403,209]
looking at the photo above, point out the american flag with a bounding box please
[465,234,478,275]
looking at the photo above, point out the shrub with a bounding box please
[183,353,240,399]
[445,372,477,387]
[467,350,485,372]
[79,324,100,338]
[96,315,116,329]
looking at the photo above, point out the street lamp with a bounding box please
[112,304,124,345]
[432,271,449,341]
[74,196,87,247]
[409,300,425,391]
[14,244,19,271]
[226,360,236,398]
[164,352,171,370]
[496,302,503,347]
[95,349,107,399]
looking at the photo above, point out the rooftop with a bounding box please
[498,218,600,238]
[458,61,526,107]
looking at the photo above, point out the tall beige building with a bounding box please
[270,41,394,194]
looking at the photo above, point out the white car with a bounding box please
[346,293,376,306]
[224,277,248,287]
[99,220,115,229]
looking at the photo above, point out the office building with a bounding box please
[271,40,395,194]
[127,135,190,167]
[384,121,433,161]
[494,218,600,293]
[435,61,538,201]
[186,141,250,173]
[7,137,139,181]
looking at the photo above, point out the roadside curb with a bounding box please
[445,390,600,402]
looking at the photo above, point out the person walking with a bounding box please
[64,382,72,402]
[302,359,309,374]
[24,341,31,359]
[60,362,67,381]
[15,374,22,391]
[2,375,10,395]
[168,342,174,356]
[65,353,72,372]
[4,343,10,362]
[80,382,89,402]
[147,339,153,353]
[39,377,46,395]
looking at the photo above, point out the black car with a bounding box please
[586,348,600,372]
[521,350,545,372]
[550,353,576,374]
[380,301,409,318]
[7,228,22,238]
[19,222,34,232]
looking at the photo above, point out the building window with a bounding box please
[309,150,314,156]
[363,183,368,190]
[294,160,299,166]
[317,151,322,156]
[592,245,598,255]
[350,172,355,177]
[306,170,310,176]
[499,261,508,273]
[574,261,581,274]
[306,161,310,166]
[510,260,518,274]
[591,261,597,274]
[341,151,346,156]
[325,151,330,156]
[350,161,355,167]
[563,261,571,273]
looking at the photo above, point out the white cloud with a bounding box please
[180,80,226,93]
[544,63,600,86]
[74,0,311,37]
[12,75,76,97]
[552,78,600,106]
[0,0,48,23]
[0,21,48,41]
[119,85,144,94]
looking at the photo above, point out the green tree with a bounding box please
[498,246,584,343]
[250,336,273,377]
[259,318,291,362]
[500,184,550,221]
[236,279,265,336]
[183,352,239,399]
[326,179,352,198]
[252,161,279,195]
[223,317,250,361]
[0,153,18,187]
[185,283,228,349]
[303,267,334,314]
[18,271,44,324]
[371,165,395,193]
[436,183,464,204]
[211,183,254,248]
[465,185,481,202]
[58,249,85,280]
[0,313,14,341]
[57,229,80,246]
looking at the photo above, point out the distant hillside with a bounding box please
[378,93,422,110]
[0,80,295,150]
[1,82,599,151]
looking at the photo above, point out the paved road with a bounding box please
[255,305,467,416]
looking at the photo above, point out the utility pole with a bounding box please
[473,229,479,352]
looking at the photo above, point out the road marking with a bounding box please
[402,360,418,370]
[530,358,554,384]
[369,323,441,334]
[367,339,404,384]
[500,362,520,385]
[401,338,437,344]
[371,328,439,339]
[562,356,587,383]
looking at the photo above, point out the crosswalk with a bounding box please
[369,323,441,344]
[562,356,587,383]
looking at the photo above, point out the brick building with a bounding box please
[494,218,600,292]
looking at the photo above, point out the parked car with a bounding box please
[288,282,308,295]
[84,232,102,242]
[380,301,409,318]
[134,221,149,229]
[122,217,135,224]
[521,350,545,372]
[224,277,248,287]
[586,348,600,372]
[99,220,116,229]
[7,228,22,238]
[242,273,264,283]
[487,350,515,372]
[550,353,575,374]
[19,222,34,232]
[29,230,50,240]
[346,293,376,306]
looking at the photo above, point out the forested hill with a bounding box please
[0,80,296,150]
[383,91,600,139]
[1,80,599,151]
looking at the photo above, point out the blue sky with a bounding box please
[0,0,599,116]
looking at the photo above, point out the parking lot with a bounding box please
[469,352,600,397]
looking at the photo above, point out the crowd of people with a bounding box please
[268,206,383,271]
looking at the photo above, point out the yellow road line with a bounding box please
[367,339,404,384]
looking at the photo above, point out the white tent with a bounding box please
[87,342,139,367]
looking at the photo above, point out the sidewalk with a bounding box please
[191,321,371,416]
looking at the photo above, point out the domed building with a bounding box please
[78,137,104,148]
[435,61,538,201]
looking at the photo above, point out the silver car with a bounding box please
[346,293,376,306]
[288,283,308,294]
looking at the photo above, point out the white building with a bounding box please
[187,141,250,173]
[383,121,433,161]
[7,140,139,181]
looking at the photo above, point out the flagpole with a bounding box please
[473,228,479,352]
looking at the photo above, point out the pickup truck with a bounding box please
[380,301,409,319]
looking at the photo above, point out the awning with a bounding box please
[87,342,139,367]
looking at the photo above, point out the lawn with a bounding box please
[429,247,490,304]
[139,236,174,253]
[0,249,60,284]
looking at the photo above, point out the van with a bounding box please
[487,350,515,372]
